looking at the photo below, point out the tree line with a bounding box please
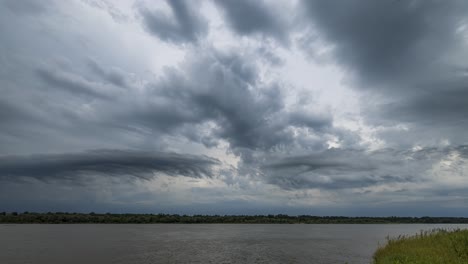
[1,212,468,224]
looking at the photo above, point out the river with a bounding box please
[1,224,467,263]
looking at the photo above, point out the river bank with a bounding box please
[374,229,468,263]
[2,212,468,224]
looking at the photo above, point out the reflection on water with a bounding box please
[1,224,467,264]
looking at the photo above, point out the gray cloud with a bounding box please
[2,0,48,15]
[82,0,128,23]
[87,58,130,88]
[1,37,332,159]
[0,149,220,182]
[301,0,467,88]
[143,50,332,151]
[2,0,467,215]
[138,0,208,44]
[263,146,468,190]
[256,45,285,66]
[288,111,331,132]
[301,0,468,146]
[214,0,288,43]
[2,42,333,161]
[373,80,468,127]
[0,98,36,126]
[36,66,114,100]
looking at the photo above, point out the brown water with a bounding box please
[1,224,467,264]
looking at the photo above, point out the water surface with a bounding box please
[1,224,467,264]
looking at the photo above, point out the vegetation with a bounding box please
[1,212,468,224]
[373,229,468,264]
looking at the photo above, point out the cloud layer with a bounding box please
[0,150,220,181]
[1,0,467,215]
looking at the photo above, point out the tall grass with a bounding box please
[373,229,468,264]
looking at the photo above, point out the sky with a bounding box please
[1,0,468,216]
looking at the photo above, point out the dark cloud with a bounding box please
[138,0,208,44]
[301,0,468,145]
[214,0,288,43]
[263,146,468,190]
[288,111,331,132]
[373,80,468,127]
[2,0,467,215]
[302,0,467,88]
[0,149,220,182]
[141,50,332,151]
[2,42,332,158]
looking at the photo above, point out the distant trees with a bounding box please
[1,212,468,224]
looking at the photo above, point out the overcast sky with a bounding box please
[1,0,468,216]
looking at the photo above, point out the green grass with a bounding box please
[373,229,468,264]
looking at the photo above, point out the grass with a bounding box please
[373,229,468,264]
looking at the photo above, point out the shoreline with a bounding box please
[2,213,468,224]
[373,229,468,263]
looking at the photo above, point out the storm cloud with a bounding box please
[301,0,468,147]
[301,0,468,88]
[1,0,467,215]
[0,150,220,182]
[263,146,467,190]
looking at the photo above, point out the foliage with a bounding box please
[373,229,468,264]
[1,212,468,224]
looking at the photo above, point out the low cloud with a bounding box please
[263,146,468,190]
[0,149,220,182]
